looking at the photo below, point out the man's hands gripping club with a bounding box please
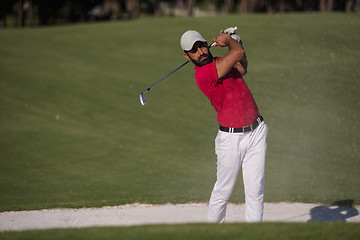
[220,26,241,42]
[213,26,247,77]
[212,27,246,79]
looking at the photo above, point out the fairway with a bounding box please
[1,222,360,240]
[0,13,359,213]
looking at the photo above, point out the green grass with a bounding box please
[1,223,360,240]
[0,13,359,212]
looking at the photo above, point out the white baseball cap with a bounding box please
[180,30,207,51]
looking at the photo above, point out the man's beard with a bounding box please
[189,52,214,67]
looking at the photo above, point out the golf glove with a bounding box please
[220,26,241,42]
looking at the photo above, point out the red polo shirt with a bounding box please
[194,57,259,128]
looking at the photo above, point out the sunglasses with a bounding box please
[187,41,208,53]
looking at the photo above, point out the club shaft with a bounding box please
[141,42,215,94]
[142,60,189,94]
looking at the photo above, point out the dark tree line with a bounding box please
[1,0,360,27]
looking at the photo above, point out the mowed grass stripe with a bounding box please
[1,223,360,240]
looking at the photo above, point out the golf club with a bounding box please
[139,42,215,106]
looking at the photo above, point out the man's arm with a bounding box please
[212,33,244,79]
[233,40,248,76]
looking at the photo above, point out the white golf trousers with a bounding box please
[208,121,268,223]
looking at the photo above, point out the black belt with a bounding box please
[219,116,264,133]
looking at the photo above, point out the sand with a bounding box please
[1,202,359,232]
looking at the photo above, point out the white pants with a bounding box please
[208,121,268,223]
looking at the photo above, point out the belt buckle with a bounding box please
[244,126,251,132]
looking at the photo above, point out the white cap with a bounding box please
[180,30,206,51]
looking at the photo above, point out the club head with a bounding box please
[139,93,147,106]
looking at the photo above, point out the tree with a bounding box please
[0,0,12,27]
[356,0,360,12]
[125,0,139,18]
[186,0,196,16]
[238,0,257,13]
[25,0,35,26]
[277,0,287,12]
[223,0,234,13]
[174,0,195,16]
[319,0,334,11]
[11,0,35,27]
[176,0,184,9]
[35,0,65,25]
[14,0,24,27]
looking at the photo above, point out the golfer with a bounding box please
[180,28,268,223]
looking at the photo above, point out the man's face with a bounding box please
[184,41,213,67]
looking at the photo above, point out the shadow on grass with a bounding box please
[308,199,359,222]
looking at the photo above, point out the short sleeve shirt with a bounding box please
[194,57,259,128]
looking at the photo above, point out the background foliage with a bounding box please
[1,0,360,27]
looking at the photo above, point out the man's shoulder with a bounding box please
[195,59,220,87]
[195,62,213,76]
[194,57,220,72]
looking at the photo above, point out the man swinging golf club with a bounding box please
[180,28,268,223]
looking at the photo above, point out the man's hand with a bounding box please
[212,33,235,48]
[220,26,241,42]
